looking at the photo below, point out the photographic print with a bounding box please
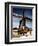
[5,2,37,44]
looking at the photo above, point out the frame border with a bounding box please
[5,2,37,44]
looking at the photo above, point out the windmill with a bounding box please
[12,9,32,36]
[18,9,32,36]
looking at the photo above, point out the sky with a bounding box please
[11,7,32,28]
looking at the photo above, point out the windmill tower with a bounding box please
[18,9,32,35]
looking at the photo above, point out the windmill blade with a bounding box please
[25,17,32,21]
[13,15,23,18]
[12,13,32,21]
[12,13,23,18]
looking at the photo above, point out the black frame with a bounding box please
[5,2,37,44]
